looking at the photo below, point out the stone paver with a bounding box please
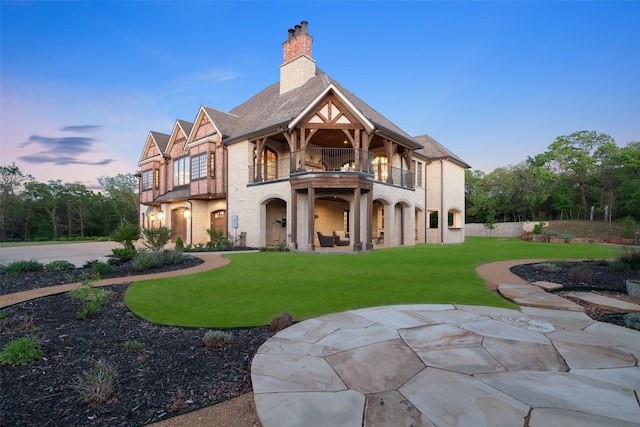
[566,291,640,312]
[498,283,584,311]
[532,280,564,291]
[252,304,640,427]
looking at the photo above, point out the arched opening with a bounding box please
[314,196,350,247]
[265,199,287,247]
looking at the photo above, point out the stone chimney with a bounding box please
[280,21,316,95]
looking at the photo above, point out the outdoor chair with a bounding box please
[333,231,350,246]
[317,231,335,247]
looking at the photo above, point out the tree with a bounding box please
[98,174,138,227]
[543,131,617,215]
[0,164,33,241]
[484,210,497,237]
[614,141,640,220]
[23,180,64,239]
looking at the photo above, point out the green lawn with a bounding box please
[124,237,622,328]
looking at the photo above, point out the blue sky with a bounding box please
[2,1,639,189]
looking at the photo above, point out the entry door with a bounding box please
[210,210,227,237]
[171,208,187,243]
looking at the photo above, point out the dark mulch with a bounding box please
[0,259,275,427]
[511,260,640,328]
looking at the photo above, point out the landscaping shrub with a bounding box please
[533,262,562,273]
[175,236,185,251]
[111,247,137,262]
[163,250,183,265]
[133,250,163,270]
[44,260,75,272]
[625,313,640,331]
[91,261,114,276]
[202,330,233,348]
[74,359,117,404]
[142,226,172,252]
[206,228,224,248]
[619,249,640,270]
[2,260,44,275]
[0,337,43,366]
[68,273,112,319]
[569,264,592,284]
[533,221,546,235]
[608,260,628,272]
[111,223,140,252]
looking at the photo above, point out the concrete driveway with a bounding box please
[0,241,120,268]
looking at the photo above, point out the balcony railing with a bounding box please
[290,148,375,173]
[248,148,414,189]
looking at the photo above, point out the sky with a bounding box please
[1,1,639,189]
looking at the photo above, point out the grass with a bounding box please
[124,237,621,328]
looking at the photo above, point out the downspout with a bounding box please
[440,159,445,244]
[424,161,428,243]
[224,145,229,238]
[187,200,193,245]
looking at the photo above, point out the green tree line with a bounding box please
[466,130,640,223]
[0,164,138,242]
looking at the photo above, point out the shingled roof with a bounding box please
[413,134,471,168]
[220,68,422,149]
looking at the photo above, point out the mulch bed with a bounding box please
[511,260,640,328]
[0,259,274,427]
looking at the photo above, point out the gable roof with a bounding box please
[413,134,471,168]
[138,131,170,165]
[222,69,422,149]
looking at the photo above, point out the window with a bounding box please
[448,209,461,228]
[191,153,207,180]
[173,156,190,186]
[428,211,439,228]
[372,156,388,182]
[154,169,159,189]
[142,170,153,190]
[209,152,215,177]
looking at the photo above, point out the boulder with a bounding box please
[270,312,294,331]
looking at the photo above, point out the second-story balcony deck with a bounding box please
[249,147,415,189]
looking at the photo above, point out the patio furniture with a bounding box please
[333,231,350,246]
[317,231,334,247]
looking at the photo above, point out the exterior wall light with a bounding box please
[157,211,165,221]
[184,208,191,219]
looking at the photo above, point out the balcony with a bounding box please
[249,148,414,189]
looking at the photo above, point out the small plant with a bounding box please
[608,260,628,272]
[142,226,172,252]
[2,260,44,275]
[0,311,8,320]
[111,247,137,262]
[11,315,39,333]
[68,272,112,319]
[175,236,185,251]
[206,228,224,248]
[202,330,233,348]
[74,359,117,404]
[0,337,43,366]
[133,250,164,270]
[123,340,144,351]
[166,387,192,412]
[619,249,640,270]
[533,262,562,273]
[111,223,140,252]
[91,261,114,276]
[533,221,546,235]
[163,250,183,265]
[624,313,640,331]
[569,264,592,284]
[44,260,75,272]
